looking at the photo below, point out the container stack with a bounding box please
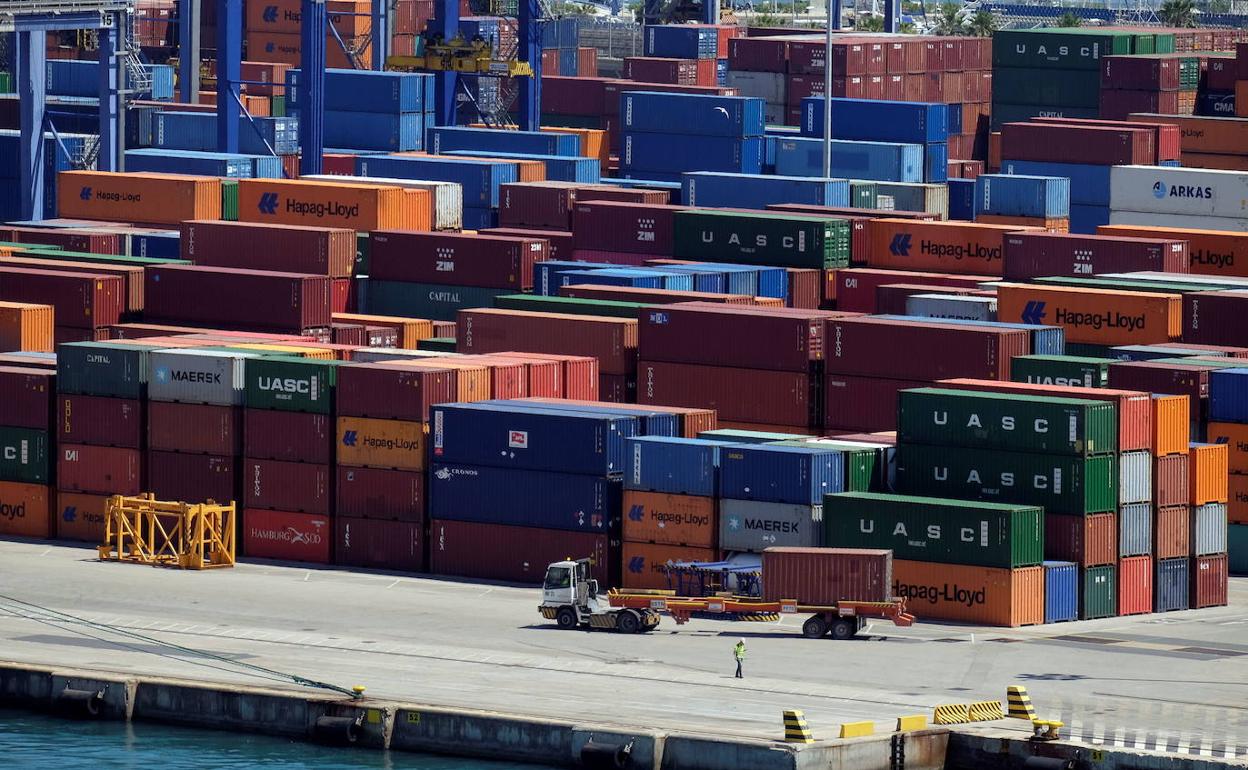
[619,92,765,182]
[973,174,1071,232]
[0,363,53,540]
[287,69,435,152]
[798,97,950,183]
[245,0,371,69]
[1100,54,1182,121]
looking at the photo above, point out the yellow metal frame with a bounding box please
[386,34,532,77]
[98,494,236,570]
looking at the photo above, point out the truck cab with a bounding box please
[538,558,660,633]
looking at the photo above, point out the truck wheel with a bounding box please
[616,610,642,634]
[802,616,828,638]
[556,607,579,630]
[829,618,856,640]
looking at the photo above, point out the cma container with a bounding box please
[1152,395,1189,457]
[57,394,142,449]
[1193,502,1228,557]
[1046,512,1116,567]
[897,388,1116,456]
[824,491,1043,569]
[57,171,221,224]
[145,266,331,333]
[336,466,424,522]
[458,309,637,376]
[430,402,635,476]
[147,401,241,455]
[335,364,454,422]
[244,458,330,515]
[337,416,426,471]
[430,519,611,584]
[0,367,53,429]
[638,304,830,372]
[1190,443,1228,505]
[761,547,893,604]
[571,201,684,256]
[0,481,52,538]
[0,427,49,483]
[683,172,849,209]
[892,560,1044,627]
[1010,354,1112,389]
[55,491,109,542]
[1098,224,1248,278]
[1002,232,1188,281]
[242,509,332,564]
[0,268,124,329]
[335,517,424,572]
[429,463,619,533]
[147,451,237,504]
[1192,553,1228,607]
[1001,124,1154,166]
[180,220,355,278]
[896,444,1117,516]
[621,543,718,591]
[995,284,1181,346]
[672,210,851,269]
[0,301,53,352]
[1081,564,1117,619]
[244,410,332,464]
[1119,503,1152,557]
[147,349,253,406]
[625,437,727,497]
[1186,293,1248,347]
[244,357,338,414]
[1119,450,1152,505]
[1118,556,1154,616]
[1154,453,1190,508]
[719,444,843,505]
[639,361,814,429]
[57,444,141,495]
[1110,166,1248,219]
[369,231,546,290]
[236,178,428,231]
[620,92,764,137]
[1043,561,1078,623]
[621,490,715,547]
[1155,556,1190,611]
[866,220,1027,275]
[824,317,1028,381]
[719,498,822,551]
[1155,505,1190,559]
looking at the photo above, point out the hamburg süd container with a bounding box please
[1081,564,1117,619]
[995,283,1181,346]
[335,517,424,572]
[621,489,716,547]
[147,401,242,456]
[1043,561,1078,623]
[621,542,718,590]
[761,547,893,604]
[244,409,332,464]
[624,437,728,497]
[56,394,141,449]
[1045,512,1116,568]
[244,357,339,414]
[1118,556,1153,616]
[891,559,1044,627]
[718,498,822,552]
[0,481,52,538]
[337,416,427,471]
[429,519,611,584]
[145,265,332,332]
[1155,556,1190,612]
[1119,503,1152,557]
[57,444,142,495]
[336,466,424,522]
[241,509,332,564]
[1191,553,1228,608]
[429,463,619,533]
[719,444,844,505]
[244,458,331,515]
[147,349,254,406]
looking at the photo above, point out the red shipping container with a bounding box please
[456,354,527,399]
[824,317,1028,381]
[571,201,684,256]
[1000,123,1155,166]
[727,36,789,72]
[369,231,547,290]
[1045,512,1117,567]
[1184,291,1248,346]
[1191,553,1228,608]
[429,518,611,584]
[639,303,834,371]
[242,509,332,563]
[57,444,142,495]
[1101,56,1180,91]
[244,458,331,514]
[483,353,563,398]
[336,363,455,421]
[0,226,120,255]
[335,516,424,571]
[924,39,945,72]
[787,268,821,310]
[762,547,893,604]
[147,401,242,455]
[1154,454,1190,508]
[638,360,814,428]
[561,284,758,306]
[623,57,699,84]
[598,373,631,403]
[827,267,986,313]
[331,323,367,346]
[145,265,331,332]
[482,227,574,261]
[0,267,124,329]
[1030,117,1180,163]
[57,394,142,448]
[941,39,963,71]
[1100,90,1180,121]
[0,367,53,429]
[1154,505,1190,559]
[0,354,56,370]
[147,450,237,504]
[180,220,355,278]
[1002,232,1189,281]
[540,76,610,116]
[336,465,424,521]
[500,182,576,230]
[458,309,637,375]
[824,374,925,432]
[508,352,598,400]
[1118,555,1154,616]
[244,410,333,464]
[1107,360,1208,418]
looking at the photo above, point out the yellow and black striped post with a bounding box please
[783,710,814,743]
[1007,686,1037,720]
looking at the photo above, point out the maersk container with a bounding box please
[147,349,255,406]
[429,402,637,476]
[327,111,424,152]
[1082,564,1117,619]
[1209,368,1248,423]
[356,155,517,207]
[621,92,765,137]
[773,138,924,183]
[365,281,513,321]
[442,150,600,184]
[625,436,734,496]
[683,172,850,209]
[672,210,851,269]
[622,133,764,175]
[428,126,580,157]
[1193,502,1228,556]
[125,149,267,179]
[1110,166,1248,219]
[1010,354,1113,388]
[1119,450,1152,505]
[905,294,997,322]
[896,444,1118,516]
[1155,556,1190,611]
[799,98,948,144]
[1043,560,1078,623]
[57,341,157,399]
[976,174,1071,219]
[243,356,339,414]
[896,388,1117,456]
[1003,160,1111,206]
[286,68,434,112]
[869,316,1066,356]
[1119,502,1152,557]
[720,444,844,505]
[719,499,822,552]
[428,462,620,533]
[823,491,1044,569]
[0,427,49,484]
[486,400,679,438]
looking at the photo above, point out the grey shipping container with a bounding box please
[1193,502,1228,556]
[719,498,822,552]
[147,349,256,406]
[1118,503,1152,557]
[1119,450,1152,505]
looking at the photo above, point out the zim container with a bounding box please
[429,519,611,585]
[620,542,717,591]
[761,547,893,604]
[1155,556,1190,612]
[0,481,52,538]
[335,516,425,572]
[369,231,546,290]
[57,394,142,449]
[241,509,332,564]
[718,498,822,552]
[891,559,1044,627]
[1081,564,1117,619]
[57,444,141,495]
[1191,553,1228,608]
[336,466,424,522]
[621,490,716,547]
[1043,560,1078,623]
[1118,556,1153,616]
[1002,232,1188,281]
[244,458,331,515]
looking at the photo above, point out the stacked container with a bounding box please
[719,443,843,558]
[0,363,54,539]
[619,92,765,182]
[288,69,435,152]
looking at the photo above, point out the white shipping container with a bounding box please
[874,181,949,219]
[1110,165,1248,219]
[1108,210,1248,233]
[147,349,256,406]
[301,174,463,230]
[1119,450,1152,505]
[726,71,787,105]
[1193,502,1228,556]
[905,293,998,322]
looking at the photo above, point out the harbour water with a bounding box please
[0,708,555,769]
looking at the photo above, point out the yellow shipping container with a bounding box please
[336,416,426,470]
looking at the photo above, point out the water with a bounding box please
[0,708,555,770]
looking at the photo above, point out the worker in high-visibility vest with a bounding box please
[733,639,746,678]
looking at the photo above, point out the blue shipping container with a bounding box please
[325,111,425,152]
[442,150,600,183]
[946,104,963,135]
[559,48,579,76]
[625,436,736,496]
[800,97,948,144]
[558,268,696,292]
[1002,160,1111,206]
[461,207,498,229]
[1044,561,1078,623]
[644,25,717,59]
[620,92,766,138]
[130,231,181,258]
[640,264,729,294]
[622,132,763,175]
[540,17,579,49]
[947,178,978,221]
[125,149,257,178]
[485,400,679,437]
[871,316,1065,355]
[48,60,173,100]
[773,138,924,182]
[1155,557,1190,612]
[924,142,948,183]
[1069,204,1112,235]
[356,154,517,207]
[428,126,581,157]
[683,172,850,209]
[719,445,845,505]
[429,463,621,532]
[151,112,299,155]
[975,174,1071,218]
[1210,368,1248,422]
[532,260,617,296]
[287,68,434,113]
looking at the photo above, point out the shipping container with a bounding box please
[1119,503,1152,557]
[891,559,1044,627]
[760,547,892,604]
[1154,504,1191,560]
[369,230,546,290]
[1044,560,1078,623]
[1191,553,1228,608]
[672,210,851,270]
[57,444,141,495]
[332,415,425,471]
[0,367,54,430]
[243,409,332,464]
[0,481,51,538]
[429,463,618,533]
[1002,232,1188,281]
[147,401,241,456]
[458,309,636,375]
[336,466,423,522]
[54,491,108,542]
[244,458,331,514]
[1111,166,1248,219]
[1120,450,1152,505]
[0,267,124,329]
[242,508,332,563]
[719,444,843,505]
[624,437,728,497]
[333,363,454,422]
[429,519,611,584]
[866,219,1026,275]
[1152,395,1189,457]
[825,317,1027,381]
[1155,556,1190,612]
[0,301,53,353]
[147,349,254,406]
[1118,556,1153,616]
[1097,224,1248,278]
[335,516,424,572]
[236,178,427,231]
[1155,453,1191,508]
[57,171,221,224]
[1190,443,1229,505]
[683,172,849,210]
[996,283,1181,346]
[1010,354,1112,389]
[719,498,822,552]
[1002,124,1154,166]
[180,220,355,278]
[145,265,331,333]
[620,542,718,590]
[1192,502,1228,556]
[243,356,338,413]
[638,304,831,373]
[1081,564,1117,619]
[56,394,141,449]
[621,490,716,547]
[147,451,237,504]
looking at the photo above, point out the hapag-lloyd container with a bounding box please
[1192,502,1228,556]
[146,349,254,406]
[1192,553,1228,608]
[621,542,719,590]
[242,509,332,563]
[147,401,242,455]
[458,309,637,376]
[1155,556,1190,611]
[56,394,142,449]
[640,360,814,428]
[337,416,426,471]
[301,174,462,231]
[761,547,893,604]
[369,231,547,290]
[180,220,356,277]
[1097,224,1248,278]
[0,481,52,538]
[995,283,1181,346]
[147,451,237,504]
[335,517,424,571]
[892,559,1044,627]
[55,491,109,542]
[244,458,331,515]
[244,409,332,464]
[1154,453,1190,507]
[825,318,1028,381]
[720,444,844,505]
[57,170,222,224]
[1118,556,1154,616]
[336,466,424,522]
[638,304,830,373]
[236,177,428,231]
[244,357,339,414]
[624,437,727,497]
[1119,503,1152,556]
[0,268,124,329]
[1043,561,1078,623]
[335,364,455,422]
[429,463,619,533]
[865,219,1027,275]
[621,490,716,547]
[1002,232,1189,281]
[718,498,822,552]
[1119,450,1153,505]
[1110,166,1248,219]
[429,519,611,584]
[57,444,142,495]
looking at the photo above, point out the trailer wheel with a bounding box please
[616,609,642,634]
[801,616,828,638]
[556,607,579,630]
[829,618,856,640]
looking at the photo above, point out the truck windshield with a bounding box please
[543,568,571,591]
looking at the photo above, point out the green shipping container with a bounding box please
[992,29,1135,70]
[57,341,160,399]
[1082,564,1116,619]
[271,95,286,117]
[356,232,371,275]
[221,179,239,221]
[244,356,340,413]
[1034,275,1245,293]
[1010,354,1114,389]
[0,428,49,484]
[0,72,11,93]
[993,68,1101,109]
[824,491,1044,569]
[1153,33,1175,54]
[896,444,1118,515]
[849,181,878,209]
[1132,34,1155,54]
[671,209,851,269]
[493,293,645,319]
[771,439,877,492]
[898,388,1116,456]
[417,337,457,352]
[1230,524,1248,576]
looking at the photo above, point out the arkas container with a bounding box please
[891,560,1044,627]
[335,517,424,572]
[1043,561,1078,623]
[429,519,611,584]
[621,490,716,547]
[761,547,893,604]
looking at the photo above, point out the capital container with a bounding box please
[369,231,546,290]
[1190,443,1228,505]
[336,466,424,522]
[243,409,332,464]
[1118,556,1154,616]
[1151,395,1189,457]
[57,444,141,495]
[1043,561,1078,623]
[429,463,619,533]
[1117,503,1152,557]
[1119,450,1152,505]
[0,427,49,484]
[718,498,822,552]
[1098,224,1248,278]
[621,542,719,590]
[147,451,237,505]
[55,491,108,542]
[761,547,892,604]
[0,481,52,538]
[1191,553,1228,608]
[0,268,124,329]
[891,559,1044,627]
[897,444,1116,516]
[621,490,715,547]
[145,265,331,333]
[336,416,426,472]
[180,220,355,278]
[720,444,843,506]
[56,394,141,449]
[334,363,454,422]
[825,317,1028,381]
[638,304,829,373]
[458,309,637,376]
[236,178,427,231]
[1002,232,1188,282]
[1010,354,1112,389]
[334,516,424,572]
[1080,564,1117,619]
[623,437,729,497]
[0,367,53,429]
[57,170,222,224]
[147,401,242,456]
[824,491,1043,569]
[866,219,1028,275]
[244,458,330,515]
[672,210,851,270]
[1154,453,1190,508]
[57,341,162,399]
[241,509,332,564]
[244,357,338,414]
[683,172,849,209]
[146,349,254,406]
[430,519,611,584]
[1155,556,1190,611]
[897,388,1116,456]
[996,283,1181,346]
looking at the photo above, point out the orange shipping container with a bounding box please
[55,491,110,543]
[977,214,1068,233]
[57,171,221,225]
[1180,152,1248,172]
[244,0,371,35]
[1118,556,1154,616]
[1154,505,1190,558]
[0,481,52,538]
[236,178,427,231]
[866,219,1037,275]
[621,490,716,547]
[1098,224,1248,278]
[1205,422,1248,473]
[0,302,54,352]
[1229,472,1248,524]
[1129,113,1248,155]
[244,32,371,71]
[1152,394,1189,457]
[620,542,717,591]
[333,313,434,349]
[336,416,426,471]
[1189,442,1229,505]
[891,559,1044,627]
[386,359,490,402]
[995,283,1182,346]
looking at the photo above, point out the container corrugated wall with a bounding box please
[760,547,893,604]
[892,560,1044,627]
[1119,503,1152,557]
[1190,443,1229,506]
[1119,450,1153,505]
[720,499,822,552]
[1152,394,1189,456]
[1155,557,1190,612]
[1154,453,1190,507]
[1082,565,1117,619]
[1118,556,1154,616]
[1192,554,1228,608]
[1043,561,1078,623]
[1154,505,1191,559]
[1192,502,1228,556]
